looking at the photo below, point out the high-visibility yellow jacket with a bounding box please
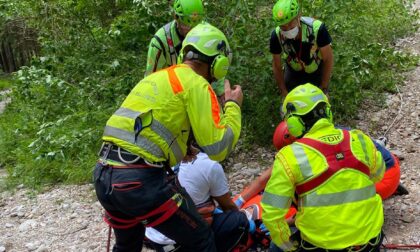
[261,119,385,250]
[102,64,241,167]
[145,21,181,77]
[144,21,225,96]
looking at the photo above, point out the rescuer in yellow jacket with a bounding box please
[94,23,243,252]
[261,83,385,251]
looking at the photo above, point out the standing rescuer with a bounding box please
[145,0,204,76]
[94,23,242,252]
[261,83,385,251]
[270,0,334,98]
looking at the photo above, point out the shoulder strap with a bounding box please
[295,130,371,195]
[275,27,291,56]
[163,22,177,65]
[300,17,315,44]
[153,35,167,64]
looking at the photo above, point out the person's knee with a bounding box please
[237,211,250,229]
[213,211,249,233]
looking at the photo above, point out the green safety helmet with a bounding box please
[272,0,300,26]
[181,23,232,80]
[282,83,332,137]
[173,0,205,27]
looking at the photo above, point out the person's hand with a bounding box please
[248,219,256,234]
[259,223,270,237]
[217,94,226,107]
[224,79,243,107]
[286,215,296,226]
[234,195,245,208]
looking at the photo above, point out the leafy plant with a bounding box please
[0,0,418,187]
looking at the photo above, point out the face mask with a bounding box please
[281,26,299,39]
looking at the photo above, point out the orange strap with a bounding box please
[208,85,222,127]
[167,65,223,128]
[167,65,183,94]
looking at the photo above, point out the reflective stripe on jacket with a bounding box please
[261,119,385,250]
[145,21,181,76]
[276,17,323,73]
[103,64,241,166]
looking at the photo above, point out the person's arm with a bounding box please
[214,193,238,212]
[373,140,395,169]
[319,44,333,92]
[261,153,296,249]
[208,160,238,211]
[269,30,287,97]
[187,79,242,162]
[353,130,386,183]
[316,23,333,92]
[145,36,166,77]
[368,136,386,183]
[240,167,273,202]
[273,55,288,98]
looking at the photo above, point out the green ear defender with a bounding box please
[325,105,333,124]
[286,114,305,137]
[181,23,232,80]
[284,101,334,138]
[284,102,305,137]
[211,54,229,80]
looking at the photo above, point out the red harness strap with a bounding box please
[104,195,180,229]
[295,130,371,195]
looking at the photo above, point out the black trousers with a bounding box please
[284,64,323,92]
[147,210,249,252]
[93,162,217,252]
[211,210,249,252]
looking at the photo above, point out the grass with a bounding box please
[0,75,12,91]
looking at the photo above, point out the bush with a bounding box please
[0,0,418,187]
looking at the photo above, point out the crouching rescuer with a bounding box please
[93,23,243,252]
[261,83,385,251]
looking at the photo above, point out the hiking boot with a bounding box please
[394,183,409,196]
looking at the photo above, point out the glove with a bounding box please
[234,195,245,208]
[213,208,223,214]
[248,219,256,234]
[259,223,270,236]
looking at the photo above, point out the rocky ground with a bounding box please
[1,7,419,252]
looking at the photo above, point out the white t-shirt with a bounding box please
[177,152,229,205]
[145,152,229,244]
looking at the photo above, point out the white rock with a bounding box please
[233,163,243,171]
[35,245,48,252]
[18,219,37,232]
[25,242,38,251]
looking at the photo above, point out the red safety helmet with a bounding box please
[273,121,297,150]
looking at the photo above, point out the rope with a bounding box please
[383,243,420,250]
[381,83,404,138]
[106,225,112,252]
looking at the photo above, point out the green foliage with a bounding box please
[304,0,419,123]
[0,0,418,187]
[0,0,171,187]
[0,75,12,90]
